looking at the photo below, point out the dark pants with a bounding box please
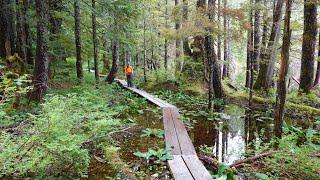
[127,75,133,87]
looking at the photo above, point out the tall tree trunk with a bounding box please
[16,0,26,61]
[48,0,63,61]
[143,12,147,82]
[106,40,119,83]
[192,0,206,61]
[175,0,182,58]
[261,0,269,49]
[3,0,16,56]
[222,0,229,78]
[0,1,7,58]
[183,0,191,56]
[92,0,99,85]
[274,0,292,140]
[74,0,83,80]
[30,0,49,101]
[206,0,223,102]
[164,0,168,69]
[102,37,110,74]
[252,0,262,71]
[299,0,317,93]
[314,31,320,87]
[23,0,33,65]
[175,0,183,72]
[217,0,222,63]
[246,0,254,88]
[208,0,214,110]
[254,0,284,90]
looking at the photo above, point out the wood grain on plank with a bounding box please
[163,108,182,155]
[168,155,194,180]
[182,155,213,180]
[171,108,197,155]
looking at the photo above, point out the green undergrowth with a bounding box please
[0,63,150,178]
[225,85,320,116]
[239,123,320,179]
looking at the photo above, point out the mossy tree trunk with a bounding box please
[274,0,292,140]
[16,0,27,62]
[92,0,99,86]
[246,0,254,88]
[254,0,284,90]
[252,0,262,72]
[182,0,191,57]
[106,40,119,84]
[222,0,229,79]
[192,0,206,61]
[206,0,223,106]
[314,31,320,88]
[74,0,83,80]
[299,0,317,93]
[217,0,222,64]
[30,0,49,102]
[164,0,168,69]
[23,0,33,65]
[0,1,7,58]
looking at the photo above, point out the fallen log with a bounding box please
[230,152,276,168]
[199,155,219,172]
[199,152,276,171]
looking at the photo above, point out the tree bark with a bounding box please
[314,31,320,88]
[143,11,147,82]
[106,40,119,84]
[23,0,33,65]
[252,0,262,71]
[164,0,168,69]
[206,0,223,101]
[222,0,229,78]
[92,0,99,85]
[175,0,183,58]
[175,0,184,73]
[274,0,292,139]
[3,0,17,56]
[30,0,49,102]
[254,0,284,90]
[192,0,206,61]
[208,0,214,110]
[217,0,222,63]
[183,0,191,57]
[299,0,317,93]
[48,0,63,61]
[246,0,254,88]
[0,1,7,58]
[74,0,83,80]
[16,0,26,61]
[261,0,269,49]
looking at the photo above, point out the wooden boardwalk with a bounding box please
[116,79,212,180]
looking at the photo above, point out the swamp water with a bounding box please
[88,107,171,179]
[188,104,274,165]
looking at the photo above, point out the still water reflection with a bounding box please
[189,104,273,165]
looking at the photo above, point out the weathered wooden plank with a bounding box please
[168,155,194,180]
[117,79,212,179]
[129,88,168,108]
[171,108,197,155]
[116,79,176,108]
[163,108,182,155]
[182,155,212,180]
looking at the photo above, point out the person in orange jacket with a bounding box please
[124,64,134,87]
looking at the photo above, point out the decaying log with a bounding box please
[199,152,276,171]
[199,155,219,172]
[230,152,275,168]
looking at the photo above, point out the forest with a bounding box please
[0,0,320,179]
